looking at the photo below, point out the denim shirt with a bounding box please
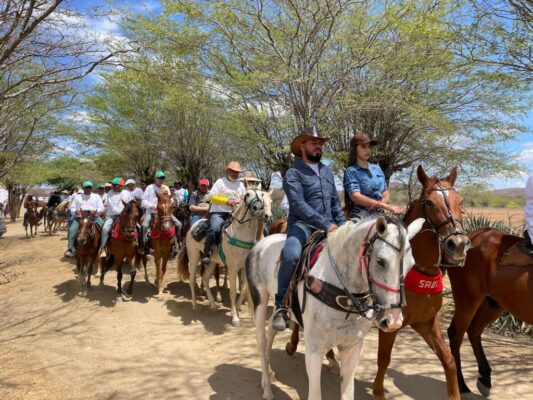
[284,159,346,231]
[344,162,387,218]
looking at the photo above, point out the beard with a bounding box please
[305,148,323,163]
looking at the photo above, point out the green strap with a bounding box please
[218,245,227,266]
[218,236,255,266]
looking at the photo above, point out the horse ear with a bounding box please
[445,166,458,186]
[122,200,128,207]
[416,165,429,187]
[407,218,425,241]
[375,216,389,238]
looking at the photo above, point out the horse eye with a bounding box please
[426,200,433,206]
[377,257,386,267]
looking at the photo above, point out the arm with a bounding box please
[95,195,104,214]
[141,186,154,209]
[329,174,346,226]
[69,196,78,214]
[206,180,230,205]
[283,169,331,231]
[190,204,209,213]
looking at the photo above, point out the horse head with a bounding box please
[77,211,95,246]
[120,200,139,241]
[156,191,173,232]
[239,189,268,219]
[412,165,471,266]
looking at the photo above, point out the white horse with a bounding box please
[246,215,425,400]
[178,189,272,326]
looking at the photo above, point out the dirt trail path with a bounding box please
[0,220,532,399]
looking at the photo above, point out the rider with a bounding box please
[240,171,262,190]
[99,177,133,258]
[343,132,401,220]
[521,174,533,255]
[201,161,246,264]
[125,179,144,203]
[188,178,210,225]
[140,170,182,254]
[22,193,38,227]
[47,191,62,210]
[272,128,346,331]
[173,180,188,204]
[65,181,104,258]
[96,184,107,203]
[104,182,112,194]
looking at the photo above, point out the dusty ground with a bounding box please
[0,219,532,400]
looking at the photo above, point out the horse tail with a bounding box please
[245,251,261,316]
[177,245,190,281]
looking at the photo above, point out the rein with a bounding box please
[222,190,266,249]
[419,180,466,267]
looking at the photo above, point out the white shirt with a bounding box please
[207,177,246,213]
[99,192,107,204]
[69,193,104,215]
[142,184,170,212]
[128,187,144,201]
[105,190,133,217]
[174,188,188,202]
[525,175,533,235]
[280,194,290,212]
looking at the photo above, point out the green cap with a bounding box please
[110,177,124,186]
[82,181,93,188]
[97,183,105,189]
[155,170,166,179]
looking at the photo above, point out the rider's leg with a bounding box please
[201,212,227,263]
[100,217,114,256]
[65,218,80,257]
[140,212,152,254]
[171,215,182,244]
[272,223,312,331]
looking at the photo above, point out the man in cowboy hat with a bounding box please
[189,178,211,225]
[272,127,346,331]
[240,171,262,190]
[65,181,104,258]
[99,177,134,257]
[140,170,182,254]
[201,161,246,264]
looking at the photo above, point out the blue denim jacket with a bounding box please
[344,162,387,218]
[284,159,346,231]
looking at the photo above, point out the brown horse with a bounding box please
[268,218,287,235]
[447,229,533,397]
[24,203,39,238]
[99,201,141,300]
[140,191,175,300]
[76,211,101,296]
[46,201,69,234]
[173,202,191,243]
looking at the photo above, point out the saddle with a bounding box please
[111,219,137,242]
[499,242,533,266]
[148,214,176,239]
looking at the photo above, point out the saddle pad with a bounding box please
[404,268,443,294]
[499,242,533,267]
[111,220,138,241]
[150,226,175,239]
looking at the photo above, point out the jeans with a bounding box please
[67,216,103,253]
[190,215,203,226]
[100,216,118,250]
[203,212,231,256]
[274,222,315,308]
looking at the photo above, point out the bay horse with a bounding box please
[173,202,191,243]
[99,201,141,300]
[178,189,272,326]
[447,229,533,397]
[247,216,424,400]
[46,201,69,234]
[24,203,39,238]
[140,191,175,300]
[76,211,101,296]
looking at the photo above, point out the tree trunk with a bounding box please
[5,182,24,222]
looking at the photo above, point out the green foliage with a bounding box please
[462,214,523,235]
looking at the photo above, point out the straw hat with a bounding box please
[223,161,243,173]
[290,127,329,157]
[240,171,261,182]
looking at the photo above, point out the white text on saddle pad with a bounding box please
[419,280,439,289]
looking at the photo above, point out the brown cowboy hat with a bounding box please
[350,132,379,147]
[223,161,243,173]
[290,127,330,157]
[239,171,261,182]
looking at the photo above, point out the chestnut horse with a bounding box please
[140,191,175,300]
[282,166,471,400]
[76,212,101,296]
[24,203,39,238]
[447,229,533,397]
[99,201,141,300]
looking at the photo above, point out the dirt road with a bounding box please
[0,220,532,399]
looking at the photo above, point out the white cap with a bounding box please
[125,179,136,185]
[77,189,83,194]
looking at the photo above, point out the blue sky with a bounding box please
[70,0,532,189]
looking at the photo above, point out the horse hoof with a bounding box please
[157,293,165,302]
[231,319,240,327]
[94,272,101,279]
[116,295,124,302]
[80,290,87,297]
[122,294,131,301]
[216,293,222,303]
[477,379,491,397]
[285,342,296,356]
[209,304,219,311]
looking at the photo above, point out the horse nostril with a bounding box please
[447,238,457,251]
[379,318,389,330]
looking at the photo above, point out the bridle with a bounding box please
[232,190,265,225]
[119,203,138,240]
[78,212,97,241]
[154,200,173,232]
[326,218,407,319]
[419,180,466,267]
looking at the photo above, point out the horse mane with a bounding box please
[57,200,69,212]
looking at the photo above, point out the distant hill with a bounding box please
[490,187,525,197]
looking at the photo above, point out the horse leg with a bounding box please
[229,268,240,326]
[189,256,199,311]
[87,257,93,289]
[412,319,460,400]
[372,329,399,400]
[305,343,325,400]
[255,291,275,400]
[467,298,504,397]
[157,254,169,301]
[202,262,218,311]
[77,257,88,296]
[116,258,123,297]
[126,257,137,297]
[142,255,149,284]
[214,265,222,302]
[447,296,485,394]
[338,341,364,400]
[286,324,300,355]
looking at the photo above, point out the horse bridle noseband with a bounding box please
[326,218,407,319]
[232,190,265,224]
[419,181,466,267]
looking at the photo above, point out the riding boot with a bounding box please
[136,225,144,255]
[201,236,214,264]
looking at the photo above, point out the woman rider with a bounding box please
[343,132,401,219]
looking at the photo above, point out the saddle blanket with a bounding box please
[404,268,443,294]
